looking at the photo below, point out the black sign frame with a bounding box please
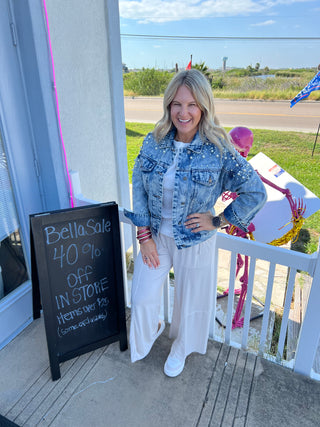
[30,202,128,381]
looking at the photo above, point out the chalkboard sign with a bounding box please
[30,202,127,381]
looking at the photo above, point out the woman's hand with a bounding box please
[140,238,160,268]
[185,211,224,232]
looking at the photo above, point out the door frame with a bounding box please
[0,0,69,349]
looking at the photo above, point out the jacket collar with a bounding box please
[159,129,204,153]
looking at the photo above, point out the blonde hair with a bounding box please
[153,69,234,152]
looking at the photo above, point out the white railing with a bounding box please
[71,175,320,381]
[213,233,320,377]
[120,207,320,380]
[119,207,320,380]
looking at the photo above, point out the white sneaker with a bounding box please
[164,354,185,377]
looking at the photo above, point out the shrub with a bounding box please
[123,68,173,96]
[211,76,226,89]
[192,62,211,81]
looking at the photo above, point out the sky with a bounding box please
[118,0,320,70]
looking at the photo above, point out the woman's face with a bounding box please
[170,85,202,143]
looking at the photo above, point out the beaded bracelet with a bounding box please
[137,226,150,235]
[136,227,152,244]
[138,235,152,244]
[137,230,151,239]
[138,233,152,243]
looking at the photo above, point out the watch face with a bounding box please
[212,216,221,228]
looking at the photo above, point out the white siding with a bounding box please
[45,0,129,207]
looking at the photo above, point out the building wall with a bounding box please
[12,0,71,212]
[44,0,129,207]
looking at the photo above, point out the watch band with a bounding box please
[212,212,229,228]
[212,215,221,228]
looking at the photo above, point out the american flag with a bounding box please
[290,70,320,107]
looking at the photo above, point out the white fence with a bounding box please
[71,175,320,381]
[118,207,320,380]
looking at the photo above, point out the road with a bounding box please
[124,97,320,133]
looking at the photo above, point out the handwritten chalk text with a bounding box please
[44,218,111,245]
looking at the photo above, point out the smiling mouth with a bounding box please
[178,119,191,123]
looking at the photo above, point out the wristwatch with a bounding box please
[212,212,228,228]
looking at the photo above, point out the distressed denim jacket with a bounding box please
[124,130,266,249]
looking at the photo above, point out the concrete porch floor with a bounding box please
[1,314,320,427]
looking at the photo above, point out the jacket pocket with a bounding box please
[191,169,219,186]
[139,154,157,172]
[139,154,157,194]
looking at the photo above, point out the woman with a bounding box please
[124,69,266,377]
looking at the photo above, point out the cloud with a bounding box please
[119,0,315,23]
[251,20,276,26]
[119,0,259,23]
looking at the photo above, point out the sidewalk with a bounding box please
[1,314,320,427]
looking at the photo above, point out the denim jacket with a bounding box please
[124,130,266,249]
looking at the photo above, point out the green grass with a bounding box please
[269,309,287,359]
[210,73,320,101]
[211,89,320,101]
[126,122,320,253]
[126,122,154,180]
[212,90,320,101]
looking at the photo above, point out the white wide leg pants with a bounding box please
[130,233,217,363]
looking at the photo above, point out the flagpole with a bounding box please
[312,122,320,157]
[186,55,193,70]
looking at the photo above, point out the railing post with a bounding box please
[294,245,320,376]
